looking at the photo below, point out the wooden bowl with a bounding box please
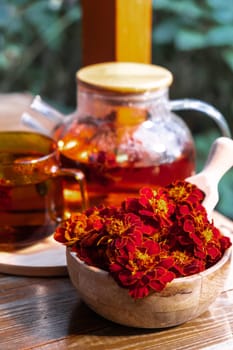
[66,247,232,328]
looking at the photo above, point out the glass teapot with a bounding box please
[27,62,231,207]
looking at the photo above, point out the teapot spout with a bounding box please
[30,95,64,124]
[24,95,74,140]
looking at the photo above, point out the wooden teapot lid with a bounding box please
[76,62,173,93]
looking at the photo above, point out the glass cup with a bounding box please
[0,131,88,251]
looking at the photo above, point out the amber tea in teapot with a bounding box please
[30,63,231,208]
[59,111,195,206]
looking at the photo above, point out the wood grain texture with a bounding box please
[1,273,233,350]
[0,94,233,349]
[0,211,233,350]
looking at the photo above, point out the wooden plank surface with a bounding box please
[0,212,233,350]
[0,94,233,349]
[1,275,233,350]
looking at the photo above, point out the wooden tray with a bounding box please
[0,235,67,277]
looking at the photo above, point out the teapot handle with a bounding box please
[169,99,231,138]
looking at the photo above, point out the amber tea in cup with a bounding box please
[0,131,88,251]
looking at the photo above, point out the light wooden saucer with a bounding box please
[0,235,67,277]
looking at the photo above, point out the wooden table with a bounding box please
[0,94,233,349]
[1,212,233,350]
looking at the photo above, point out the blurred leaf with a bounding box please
[153,20,179,44]
[217,170,233,219]
[175,29,206,50]
[66,6,81,22]
[3,44,22,65]
[206,26,233,46]
[0,34,4,49]
[48,0,63,11]
[0,54,9,70]
[222,48,233,71]
[153,0,207,19]
[0,2,12,28]
[211,9,233,25]
[206,0,233,13]
[23,1,80,50]
[194,129,219,172]
[10,0,29,5]
[24,1,61,48]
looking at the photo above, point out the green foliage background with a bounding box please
[152,0,233,219]
[0,0,232,218]
[0,0,82,107]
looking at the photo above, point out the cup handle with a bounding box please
[169,98,231,138]
[51,167,89,221]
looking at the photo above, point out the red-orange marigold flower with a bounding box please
[138,187,175,227]
[109,239,176,298]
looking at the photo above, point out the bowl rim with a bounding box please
[67,245,232,282]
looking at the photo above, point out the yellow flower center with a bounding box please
[173,250,190,264]
[169,186,186,200]
[157,198,168,213]
[202,227,213,242]
[136,250,151,262]
[150,198,168,215]
[106,218,129,236]
[194,213,205,226]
